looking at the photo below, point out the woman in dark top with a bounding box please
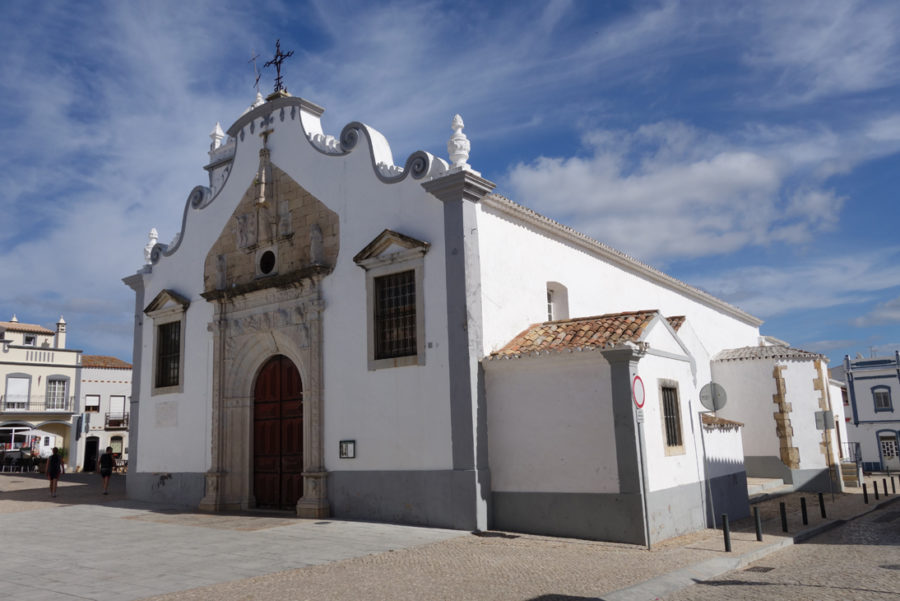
[47,447,63,497]
[99,446,114,495]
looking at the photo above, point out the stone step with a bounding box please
[747,477,788,497]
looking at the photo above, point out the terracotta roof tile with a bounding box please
[666,316,685,331]
[701,414,744,429]
[0,321,56,335]
[82,355,132,369]
[489,310,660,359]
[712,345,822,362]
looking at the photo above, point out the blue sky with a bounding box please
[1,0,898,366]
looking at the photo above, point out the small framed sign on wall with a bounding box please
[339,440,356,459]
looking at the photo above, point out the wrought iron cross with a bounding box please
[264,39,294,93]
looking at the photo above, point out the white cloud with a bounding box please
[686,250,900,319]
[503,120,853,262]
[742,1,900,103]
[854,296,900,327]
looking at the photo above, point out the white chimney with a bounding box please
[55,315,66,349]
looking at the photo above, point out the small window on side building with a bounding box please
[661,383,684,455]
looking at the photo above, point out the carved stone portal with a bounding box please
[198,280,329,517]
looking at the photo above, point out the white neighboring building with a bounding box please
[711,343,843,492]
[75,355,132,472]
[0,316,80,461]
[841,352,900,472]
[123,90,768,544]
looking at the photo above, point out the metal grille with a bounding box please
[662,386,682,447]
[156,321,180,388]
[374,270,416,359]
[46,380,67,410]
[874,390,891,410]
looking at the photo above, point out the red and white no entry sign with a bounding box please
[632,375,645,409]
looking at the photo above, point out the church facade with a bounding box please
[125,90,770,544]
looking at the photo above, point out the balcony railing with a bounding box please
[1,395,76,413]
[841,441,862,464]
[104,412,129,429]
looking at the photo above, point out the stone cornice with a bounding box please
[200,265,332,302]
[421,170,496,204]
[481,193,763,327]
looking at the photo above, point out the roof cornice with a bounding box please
[480,193,763,327]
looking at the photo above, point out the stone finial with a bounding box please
[210,122,225,151]
[144,228,159,265]
[10,314,17,322]
[252,91,265,109]
[447,114,471,171]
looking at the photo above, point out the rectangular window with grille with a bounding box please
[374,270,416,359]
[156,321,181,388]
[46,379,67,410]
[874,389,892,411]
[662,385,683,450]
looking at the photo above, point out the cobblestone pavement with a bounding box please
[2,472,898,601]
[663,501,900,601]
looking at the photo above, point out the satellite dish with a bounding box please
[699,382,727,412]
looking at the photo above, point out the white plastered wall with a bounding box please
[781,360,828,471]
[475,205,761,359]
[136,103,455,474]
[484,353,620,494]
[637,348,704,492]
[711,359,780,458]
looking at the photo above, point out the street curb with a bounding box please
[599,494,900,601]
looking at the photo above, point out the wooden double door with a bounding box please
[254,355,303,509]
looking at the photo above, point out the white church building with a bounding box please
[122,86,781,544]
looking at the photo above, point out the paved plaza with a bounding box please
[0,471,898,600]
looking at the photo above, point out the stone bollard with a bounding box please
[780,502,788,532]
[754,506,763,542]
[801,497,809,525]
[863,483,869,504]
[884,478,889,497]
[722,513,731,552]
[875,480,880,501]
[818,492,826,519]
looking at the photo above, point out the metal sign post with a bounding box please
[633,375,651,550]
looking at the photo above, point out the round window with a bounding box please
[259,250,276,275]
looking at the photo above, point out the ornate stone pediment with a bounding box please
[353,229,430,270]
[204,161,339,295]
[143,289,190,317]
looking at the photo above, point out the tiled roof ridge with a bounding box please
[488,310,660,360]
[481,193,762,327]
[82,355,133,369]
[0,321,56,335]
[538,309,660,326]
[713,344,824,362]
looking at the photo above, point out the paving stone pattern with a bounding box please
[1,472,898,601]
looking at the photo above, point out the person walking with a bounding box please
[98,446,115,495]
[47,447,63,497]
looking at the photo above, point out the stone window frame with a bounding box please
[659,379,685,456]
[872,385,893,413]
[45,375,70,410]
[4,373,31,411]
[145,290,190,396]
[354,230,429,371]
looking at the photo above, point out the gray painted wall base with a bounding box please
[491,491,646,544]
[704,471,750,527]
[329,469,486,531]
[646,480,707,541]
[127,471,206,509]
